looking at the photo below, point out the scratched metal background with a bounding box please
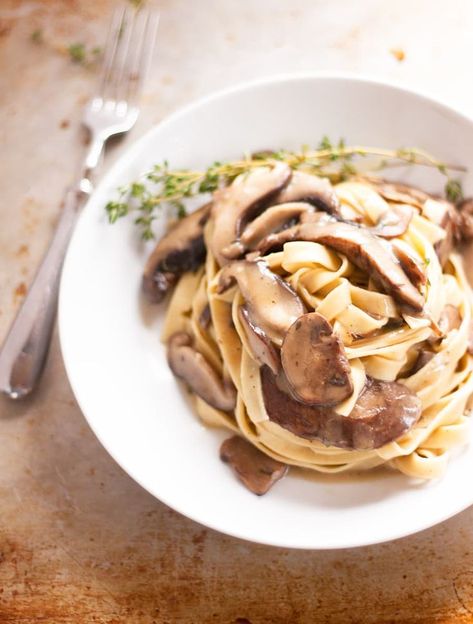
[2,1,473,622]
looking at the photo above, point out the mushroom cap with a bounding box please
[218,259,305,344]
[142,204,210,303]
[281,312,353,406]
[167,332,236,411]
[220,435,288,495]
[210,163,292,267]
[261,367,421,450]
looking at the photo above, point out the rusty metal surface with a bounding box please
[2,1,473,622]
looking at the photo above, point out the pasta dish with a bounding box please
[140,162,473,495]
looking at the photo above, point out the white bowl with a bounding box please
[59,74,473,549]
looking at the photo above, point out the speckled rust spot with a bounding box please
[15,244,29,257]
[191,529,207,546]
[13,282,26,299]
[0,21,12,37]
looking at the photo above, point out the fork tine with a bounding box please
[98,5,127,101]
[122,9,149,104]
[124,8,160,106]
[110,7,137,103]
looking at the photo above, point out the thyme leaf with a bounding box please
[445,178,464,203]
[31,29,43,44]
[68,42,86,63]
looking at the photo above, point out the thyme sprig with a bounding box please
[105,137,466,240]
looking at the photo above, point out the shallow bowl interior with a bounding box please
[59,74,473,549]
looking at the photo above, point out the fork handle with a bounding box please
[0,181,92,398]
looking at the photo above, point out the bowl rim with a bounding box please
[59,71,473,550]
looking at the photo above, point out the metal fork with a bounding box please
[0,5,159,399]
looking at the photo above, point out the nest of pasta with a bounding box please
[143,163,473,494]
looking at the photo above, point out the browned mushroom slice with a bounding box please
[422,198,461,267]
[238,306,280,374]
[391,240,427,289]
[438,304,462,335]
[210,163,292,266]
[281,312,353,406]
[410,349,435,375]
[435,204,459,266]
[300,211,337,225]
[261,367,421,450]
[343,377,421,449]
[273,171,341,215]
[198,304,211,330]
[456,198,473,242]
[220,435,288,495]
[258,221,425,311]
[372,204,413,239]
[142,204,210,303]
[167,333,236,411]
[222,202,315,259]
[369,180,429,208]
[218,259,305,343]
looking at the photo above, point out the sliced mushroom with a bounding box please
[409,349,435,375]
[438,304,462,335]
[167,332,236,411]
[281,312,353,406]
[210,164,292,266]
[342,377,421,449]
[198,304,211,330]
[423,198,460,267]
[261,367,421,450]
[457,198,473,242]
[220,435,288,495]
[222,202,315,259]
[258,221,425,311]
[368,179,429,208]
[372,204,413,239]
[142,204,210,303]
[391,239,427,289]
[238,306,280,374]
[272,171,341,215]
[300,211,337,225]
[218,259,305,343]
